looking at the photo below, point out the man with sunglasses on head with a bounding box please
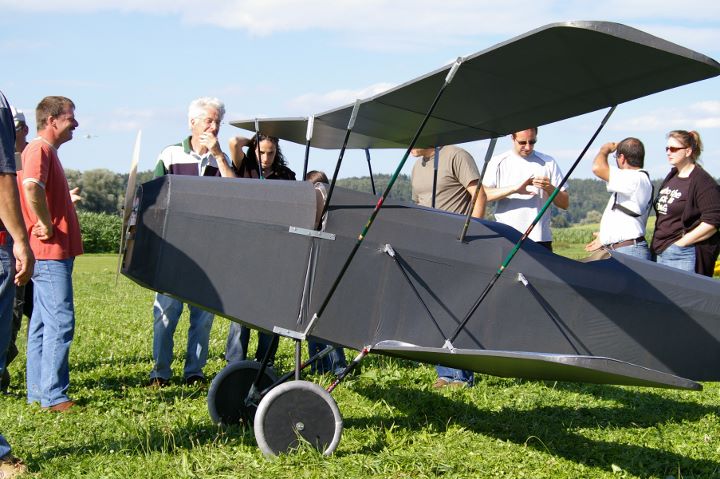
[584,138,652,260]
[483,128,568,251]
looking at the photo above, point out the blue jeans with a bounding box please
[655,243,696,273]
[26,258,75,407]
[225,322,278,367]
[0,433,10,458]
[307,340,347,375]
[613,241,651,260]
[0,244,15,389]
[436,365,474,385]
[151,293,214,380]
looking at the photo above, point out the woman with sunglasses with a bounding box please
[651,130,720,276]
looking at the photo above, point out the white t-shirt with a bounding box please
[483,149,566,242]
[598,166,652,245]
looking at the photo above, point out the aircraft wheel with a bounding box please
[254,380,342,457]
[207,360,278,425]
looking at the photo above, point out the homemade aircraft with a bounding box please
[121,21,720,457]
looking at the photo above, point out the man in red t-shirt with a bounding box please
[17,96,82,412]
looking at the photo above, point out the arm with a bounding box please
[675,222,717,247]
[466,180,485,219]
[22,180,53,240]
[484,176,534,202]
[591,142,616,182]
[550,188,569,210]
[229,136,251,172]
[0,174,34,285]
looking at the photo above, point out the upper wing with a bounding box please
[231,21,720,149]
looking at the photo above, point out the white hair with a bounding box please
[187,97,225,127]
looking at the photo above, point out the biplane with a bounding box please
[121,21,720,456]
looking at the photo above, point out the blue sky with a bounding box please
[1,1,718,180]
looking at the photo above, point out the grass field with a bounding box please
[1,249,719,478]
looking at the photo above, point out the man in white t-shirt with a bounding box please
[584,138,652,260]
[483,128,569,251]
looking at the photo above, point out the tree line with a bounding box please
[71,169,670,227]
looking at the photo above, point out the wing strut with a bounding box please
[364,149,377,195]
[446,105,617,348]
[321,99,362,220]
[254,119,264,179]
[304,58,464,338]
[301,116,314,180]
[458,137,497,242]
[516,273,590,355]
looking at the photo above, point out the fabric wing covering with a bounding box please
[230,21,720,149]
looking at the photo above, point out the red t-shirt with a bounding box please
[17,139,83,259]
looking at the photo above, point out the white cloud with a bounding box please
[610,101,720,132]
[3,1,717,54]
[287,82,395,114]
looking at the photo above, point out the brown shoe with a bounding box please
[147,377,170,388]
[44,400,76,412]
[432,378,450,389]
[0,453,28,477]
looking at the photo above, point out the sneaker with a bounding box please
[0,453,28,477]
[184,375,207,386]
[147,377,170,388]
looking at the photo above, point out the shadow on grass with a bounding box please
[349,381,720,477]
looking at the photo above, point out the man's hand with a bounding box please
[32,220,53,240]
[69,186,83,204]
[531,175,555,195]
[584,232,602,252]
[599,142,617,155]
[13,240,34,286]
[199,132,221,155]
[515,176,536,195]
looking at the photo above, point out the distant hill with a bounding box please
[335,174,661,228]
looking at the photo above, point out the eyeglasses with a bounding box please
[515,139,537,146]
[665,146,686,153]
[196,116,222,127]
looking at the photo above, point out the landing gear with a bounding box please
[207,360,278,425]
[253,380,343,457]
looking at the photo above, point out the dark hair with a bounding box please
[36,96,74,130]
[616,137,645,168]
[247,134,289,174]
[306,170,329,184]
[667,130,703,162]
[511,127,538,138]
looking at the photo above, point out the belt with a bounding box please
[606,236,646,250]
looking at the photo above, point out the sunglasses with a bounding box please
[515,139,537,146]
[665,146,686,153]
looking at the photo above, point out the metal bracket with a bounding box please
[288,226,335,241]
[443,339,456,353]
[272,326,306,341]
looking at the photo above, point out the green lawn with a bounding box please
[1,253,719,478]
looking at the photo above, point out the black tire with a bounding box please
[207,360,278,425]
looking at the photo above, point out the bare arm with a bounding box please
[484,176,534,202]
[229,136,251,172]
[0,173,34,285]
[23,180,53,240]
[591,142,616,182]
[675,222,718,247]
[466,180,485,219]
